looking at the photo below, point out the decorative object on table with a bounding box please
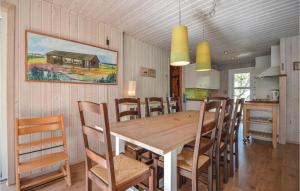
[25,30,118,84]
[140,67,156,78]
[195,23,211,71]
[128,80,136,97]
[170,0,190,66]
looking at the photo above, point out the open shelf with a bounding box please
[249,130,272,141]
[247,117,272,125]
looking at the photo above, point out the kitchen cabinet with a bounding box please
[279,36,300,144]
[184,64,220,89]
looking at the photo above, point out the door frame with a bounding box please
[228,67,255,100]
[169,66,182,97]
[1,2,16,185]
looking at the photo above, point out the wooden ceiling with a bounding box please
[50,0,299,65]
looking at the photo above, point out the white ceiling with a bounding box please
[51,0,299,65]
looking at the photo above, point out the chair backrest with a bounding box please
[115,98,141,122]
[15,115,67,158]
[230,98,245,140]
[216,99,234,149]
[166,96,182,114]
[145,97,164,117]
[192,101,221,174]
[78,101,116,190]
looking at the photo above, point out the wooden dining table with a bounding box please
[98,111,215,191]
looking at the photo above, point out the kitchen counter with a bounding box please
[246,99,279,104]
[243,101,279,148]
[186,98,205,101]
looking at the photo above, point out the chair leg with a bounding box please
[216,151,220,191]
[16,173,21,191]
[208,163,213,191]
[86,175,92,191]
[149,168,155,191]
[223,148,228,183]
[235,138,239,170]
[65,161,72,186]
[229,143,234,177]
[153,158,160,189]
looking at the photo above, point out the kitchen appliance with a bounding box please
[257,45,280,78]
[270,89,279,101]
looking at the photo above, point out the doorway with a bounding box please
[228,67,254,100]
[0,7,8,182]
[170,66,182,97]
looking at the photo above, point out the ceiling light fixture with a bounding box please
[195,21,211,71]
[170,0,190,66]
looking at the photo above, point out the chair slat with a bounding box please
[18,115,62,126]
[85,148,107,169]
[18,136,64,150]
[18,123,61,135]
[83,125,104,142]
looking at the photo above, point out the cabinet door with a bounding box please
[280,38,286,74]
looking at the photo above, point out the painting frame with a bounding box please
[25,30,119,85]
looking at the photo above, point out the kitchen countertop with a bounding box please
[245,99,279,104]
[186,98,205,101]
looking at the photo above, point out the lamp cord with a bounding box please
[179,0,181,25]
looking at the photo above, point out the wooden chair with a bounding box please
[228,98,244,177]
[154,101,221,191]
[115,98,147,161]
[213,99,234,190]
[78,101,155,191]
[166,96,182,114]
[15,115,71,191]
[184,99,234,191]
[145,97,164,117]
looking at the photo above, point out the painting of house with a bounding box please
[26,31,118,84]
[46,50,101,69]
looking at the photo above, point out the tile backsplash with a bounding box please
[184,88,212,100]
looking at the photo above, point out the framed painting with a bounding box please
[25,30,118,84]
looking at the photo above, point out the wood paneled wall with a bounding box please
[123,34,170,99]
[10,0,123,167]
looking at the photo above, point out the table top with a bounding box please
[107,111,215,155]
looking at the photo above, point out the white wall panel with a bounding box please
[10,0,124,167]
[123,34,170,100]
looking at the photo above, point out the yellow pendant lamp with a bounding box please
[196,25,211,71]
[195,41,211,71]
[170,0,190,66]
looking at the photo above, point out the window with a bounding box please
[229,67,254,101]
[233,72,251,100]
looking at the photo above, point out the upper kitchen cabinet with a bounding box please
[280,36,300,75]
[184,64,220,89]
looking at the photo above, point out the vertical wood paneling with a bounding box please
[124,34,170,100]
[11,0,124,169]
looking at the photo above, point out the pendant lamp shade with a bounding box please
[195,41,211,71]
[170,25,190,66]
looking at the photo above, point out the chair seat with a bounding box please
[186,139,225,151]
[18,152,68,174]
[126,142,144,151]
[90,154,149,186]
[159,149,210,172]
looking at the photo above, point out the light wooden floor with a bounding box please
[1,138,299,191]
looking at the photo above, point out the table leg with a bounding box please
[115,137,125,155]
[164,150,177,191]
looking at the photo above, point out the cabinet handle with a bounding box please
[281,63,284,71]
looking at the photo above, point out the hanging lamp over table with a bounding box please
[170,0,190,66]
[195,22,211,71]
[195,40,211,71]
